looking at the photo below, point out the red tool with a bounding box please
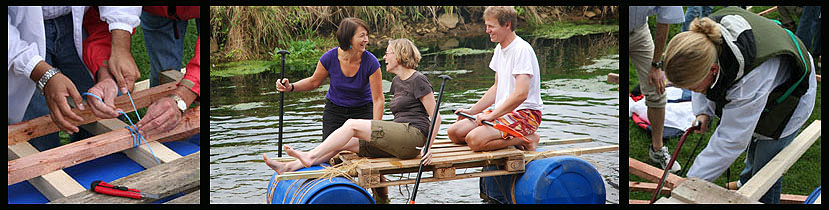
[90,180,161,200]
[455,111,531,143]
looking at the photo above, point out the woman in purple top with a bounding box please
[275,18,384,140]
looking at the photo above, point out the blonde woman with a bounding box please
[264,38,439,174]
[662,7,816,203]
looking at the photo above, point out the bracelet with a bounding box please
[37,67,61,95]
[290,83,295,92]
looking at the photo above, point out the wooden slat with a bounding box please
[50,151,200,203]
[629,181,671,195]
[8,142,85,201]
[8,82,177,145]
[670,177,759,204]
[629,157,684,189]
[757,6,777,16]
[80,118,183,168]
[629,199,650,204]
[8,106,200,186]
[524,145,618,161]
[165,189,200,204]
[607,73,619,84]
[737,120,821,201]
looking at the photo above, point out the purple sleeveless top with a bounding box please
[320,47,380,107]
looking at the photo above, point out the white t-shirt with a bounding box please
[489,36,543,111]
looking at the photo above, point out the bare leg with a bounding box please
[285,119,372,167]
[448,119,477,144]
[516,133,541,151]
[466,126,524,151]
[263,154,306,174]
[649,107,665,150]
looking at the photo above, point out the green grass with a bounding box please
[523,21,619,40]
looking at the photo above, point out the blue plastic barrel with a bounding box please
[804,186,821,204]
[480,156,605,204]
[267,164,375,204]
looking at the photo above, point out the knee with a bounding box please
[465,133,483,151]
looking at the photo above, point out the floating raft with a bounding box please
[272,137,618,189]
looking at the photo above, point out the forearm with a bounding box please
[652,23,670,63]
[174,85,198,107]
[372,96,384,120]
[29,61,53,82]
[469,85,497,114]
[489,90,527,118]
[110,29,131,55]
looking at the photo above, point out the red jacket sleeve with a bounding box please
[181,36,200,101]
[82,7,135,82]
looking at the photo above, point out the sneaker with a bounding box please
[649,145,681,173]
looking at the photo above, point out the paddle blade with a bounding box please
[493,124,530,143]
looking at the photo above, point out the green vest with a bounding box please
[708,7,813,139]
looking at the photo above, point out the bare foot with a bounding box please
[263,153,289,175]
[284,145,314,167]
[517,133,541,151]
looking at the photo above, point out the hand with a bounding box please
[86,77,122,119]
[648,66,666,95]
[43,73,85,134]
[135,96,181,138]
[420,147,433,166]
[692,114,710,134]
[108,30,139,93]
[275,78,292,92]
[475,111,496,126]
[454,109,472,122]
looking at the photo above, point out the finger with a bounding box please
[51,104,79,134]
[58,91,84,122]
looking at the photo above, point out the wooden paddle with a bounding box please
[407,75,452,204]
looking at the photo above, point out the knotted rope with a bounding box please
[82,91,161,165]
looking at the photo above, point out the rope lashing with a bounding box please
[82,91,161,165]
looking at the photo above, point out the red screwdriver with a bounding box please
[90,180,161,200]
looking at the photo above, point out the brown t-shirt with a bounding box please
[389,71,433,136]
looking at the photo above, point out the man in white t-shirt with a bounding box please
[448,6,543,152]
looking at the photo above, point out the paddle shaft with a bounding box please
[277,50,289,157]
[650,123,699,204]
[408,75,452,204]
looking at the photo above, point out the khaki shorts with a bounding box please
[358,120,426,159]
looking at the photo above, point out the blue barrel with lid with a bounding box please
[267,164,375,204]
[480,155,605,204]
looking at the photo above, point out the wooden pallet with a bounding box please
[273,137,619,189]
[8,70,200,204]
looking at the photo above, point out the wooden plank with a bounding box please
[781,194,808,204]
[654,197,686,204]
[369,169,521,188]
[8,142,86,201]
[607,73,619,84]
[629,157,684,189]
[49,151,200,203]
[524,145,618,161]
[757,6,777,16]
[159,69,184,84]
[629,199,650,204]
[670,177,759,204]
[165,189,200,204]
[80,118,182,168]
[736,120,821,201]
[8,106,200,186]
[8,82,177,145]
[629,181,671,195]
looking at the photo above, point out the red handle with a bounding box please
[91,181,142,199]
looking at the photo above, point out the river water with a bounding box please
[209,32,620,204]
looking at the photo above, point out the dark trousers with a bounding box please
[321,99,373,140]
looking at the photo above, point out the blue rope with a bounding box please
[82,92,160,165]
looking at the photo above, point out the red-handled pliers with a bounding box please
[90,180,161,200]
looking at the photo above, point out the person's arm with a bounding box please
[368,67,384,120]
[648,22,670,95]
[482,74,530,122]
[419,91,439,165]
[277,61,328,92]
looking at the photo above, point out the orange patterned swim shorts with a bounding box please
[484,109,542,140]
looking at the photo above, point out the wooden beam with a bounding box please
[629,181,671,195]
[629,157,685,189]
[165,189,200,204]
[670,177,759,204]
[8,142,86,201]
[159,69,184,84]
[8,82,177,146]
[757,6,777,16]
[49,151,200,203]
[524,145,618,161]
[8,106,200,186]
[80,118,182,168]
[737,120,821,201]
[607,73,619,84]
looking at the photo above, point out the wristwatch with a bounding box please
[651,61,663,69]
[37,67,61,95]
[169,94,187,115]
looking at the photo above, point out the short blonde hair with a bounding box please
[484,6,518,31]
[387,38,421,69]
[664,17,724,88]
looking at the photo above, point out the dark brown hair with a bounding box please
[336,18,369,51]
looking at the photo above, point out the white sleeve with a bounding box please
[511,47,534,76]
[98,6,141,33]
[8,13,44,78]
[691,92,715,117]
[686,58,777,182]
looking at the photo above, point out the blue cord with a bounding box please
[82,92,160,165]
